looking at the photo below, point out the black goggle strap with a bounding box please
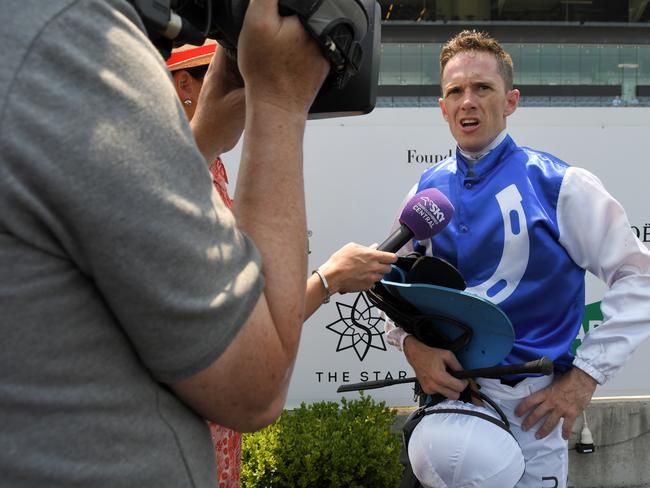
[365,288,418,323]
[402,390,514,454]
[410,313,473,352]
[473,390,511,432]
[366,289,472,352]
[423,407,513,437]
[421,389,512,436]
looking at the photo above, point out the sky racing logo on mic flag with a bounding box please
[413,196,446,229]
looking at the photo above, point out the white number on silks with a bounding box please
[465,184,530,305]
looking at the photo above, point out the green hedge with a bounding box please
[241,393,403,487]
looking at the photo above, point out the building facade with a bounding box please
[377,0,650,106]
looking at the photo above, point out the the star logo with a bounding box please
[325,292,387,361]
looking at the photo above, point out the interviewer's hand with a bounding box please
[515,367,597,440]
[320,243,397,295]
[403,336,468,400]
[237,0,329,116]
[303,243,396,320]
[192,48,245,162]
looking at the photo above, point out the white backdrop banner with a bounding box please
[221,107,650,407]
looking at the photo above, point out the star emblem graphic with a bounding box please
[325,292,387,361]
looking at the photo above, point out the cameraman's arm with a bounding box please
[169,0,329,432]
[191,48,245,162]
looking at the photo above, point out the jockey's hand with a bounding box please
[515,367,597,439]
[403,336,468,400]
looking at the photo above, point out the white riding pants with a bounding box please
[477,375,568,488]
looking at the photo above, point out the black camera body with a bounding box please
[130,0,380,118]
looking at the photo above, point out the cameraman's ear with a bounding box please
[172,70,194,102]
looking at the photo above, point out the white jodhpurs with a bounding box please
[477,375,569,488]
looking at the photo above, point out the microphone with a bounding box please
[378,188,454,252]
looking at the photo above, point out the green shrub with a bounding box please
[241,393,403,487]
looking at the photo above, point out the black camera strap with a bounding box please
[279,0,367,87]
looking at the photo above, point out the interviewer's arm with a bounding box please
[169,0,329,432]
[304,243,397,320]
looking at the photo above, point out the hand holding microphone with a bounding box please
[317,243,397,296]
[327,188,454,295]
[309,188,453,315]
[319,188,454,296]
[378,188,455,253]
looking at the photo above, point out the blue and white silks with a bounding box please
[387,134,650,383]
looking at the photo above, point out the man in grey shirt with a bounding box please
[0,0,329,486]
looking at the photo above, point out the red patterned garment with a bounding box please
[208,157,240,487]
[209,422,242,488]
[210,157,233,209]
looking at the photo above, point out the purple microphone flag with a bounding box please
[400,188,454,240]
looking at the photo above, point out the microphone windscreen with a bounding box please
[399,188,454,240]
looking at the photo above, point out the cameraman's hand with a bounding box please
[192,48,245,162]
[238,0,329,116]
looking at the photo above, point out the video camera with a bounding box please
[130,0,380,118]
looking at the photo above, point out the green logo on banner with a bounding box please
[571,301,603,354]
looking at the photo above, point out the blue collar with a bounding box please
[455,135,517,180]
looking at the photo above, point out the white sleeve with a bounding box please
[383,313,411,351]
[557,167,650,384]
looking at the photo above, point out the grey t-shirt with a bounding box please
[0,0,263,486]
